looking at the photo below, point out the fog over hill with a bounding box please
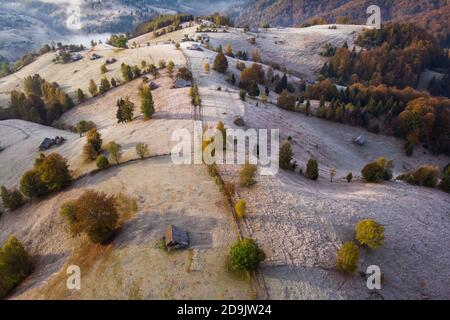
[0,0,241,61]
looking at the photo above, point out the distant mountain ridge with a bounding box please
[233,0,449,36]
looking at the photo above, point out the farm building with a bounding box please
[165,225,189,251]
[353,135,367,146]
[39,136,66,151]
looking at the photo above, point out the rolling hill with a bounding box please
[233,0,449,44]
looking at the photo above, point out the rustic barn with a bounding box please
[165,225,189,251]
[353,135,367,146]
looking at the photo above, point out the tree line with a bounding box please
[0,74,74,125]
[322,23,448,92]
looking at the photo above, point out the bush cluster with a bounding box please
[229,238,265,272]
[0,236,33,298]
[239,164,257,187]
[361,157,393,182]
[60,190,119,244]
[20,153,71,198]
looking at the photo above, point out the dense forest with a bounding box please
[304,79,450,155]
[321,23,449,92]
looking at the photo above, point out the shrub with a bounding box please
[362,162,384,182]
[20,170,46,198]
[229,238,265,272]
[204,63,210,73]
[279,141,294,170]
[235,199,246,219]
[239,164,257,187]
[362,157,392,182]
[1,187,24,211]
[346,172,353,182]
[140,86,155,120]
[239,89,246,101]
[116,97,135,123]
[176,67,193,81]
[106,141,122,165]
[277,90,296,111]
[88,79,97,97]
[75,120,96,137]
[77,88,86,103]
[306,159,319,181]
[135,143,149,159]
[213,52,228,73]
[247,81,260,98]
[99,77,111,94]
[83,129,103,161]
[336,241,359,274]
[36,153,71,192]
[0,236,33,298]
[167,60,175,77]
[355,219,385,249]
[398,165,439,188]
[20,153,71,197]
[60,190,118,244]
[96,155,109,170]
[375,157,393,181]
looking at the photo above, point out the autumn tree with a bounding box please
[248,81,260,98]
[229,238,265,272]
[77,88,86,103]
[75,120,95,137]
[88,79,97,97]
[0,236,33,298]
[252,48,261,62]
[83,128,103,161]
[99,77,111,94]
[235,199,246,219]
[116,97,135,123]
[140,86,154,120]
[213,52,228,73]
[1,186,24,211]
[167,60,175,78]
[135,143,149,159]
[96,155,109,170]
[277,90,296,111]
[106,141,122,165]
[60,190,118,244]
[336,241,359,273]
[121,63,133,82]
[279,141,294,170]
[35,153,71,192]
[224,44,234,57]
[19,153,71,197]
[355,220,385,250]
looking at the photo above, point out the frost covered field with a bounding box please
[0,43,185,107]
[207,25,365,78]
[183,41,450,299]
[0,20,449,300]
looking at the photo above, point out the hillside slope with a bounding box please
[233,0,449,40]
